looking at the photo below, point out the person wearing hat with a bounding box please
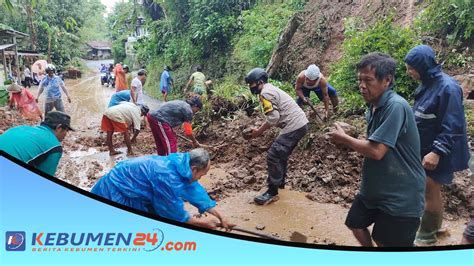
[244,68,309,205]
[130,69,147,105]
[295,64,339,118]
[405,44,470,245]
[7,83,42,120]
[101,102,149,156]
[0,111,73,176]
[147,96,202,156]
[36,64,72,114]
[160,66,174,102]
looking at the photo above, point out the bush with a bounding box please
[329,16,421,113]
[415,0,474,44]
[232,2,297,68]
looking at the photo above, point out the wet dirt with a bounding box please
[0,61,471,246]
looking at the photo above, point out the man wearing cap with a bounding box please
[130,69,147,105]
[101,102,149,156]
[295,64,339,117]
[0,111,73,176]
[147,97,202,156]
[36,64,72,114]
[160,66,174,102]
[244,68,309,205]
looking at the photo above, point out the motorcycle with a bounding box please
[107,73,115,88]
[100,72,108,86]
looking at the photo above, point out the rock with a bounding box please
[308,167,317,175]
[321,174,332,183]
[243,176,256,184]
[256,224,265,230]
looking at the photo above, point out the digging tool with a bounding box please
[305,100,324,122]
[177,133,228,149]
[218,225,281,240]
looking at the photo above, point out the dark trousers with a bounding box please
[267,124,308,188]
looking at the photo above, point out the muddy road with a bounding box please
[1,60,470,246]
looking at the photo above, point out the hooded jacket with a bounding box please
[404,45,469,174]
[91,153,216,222]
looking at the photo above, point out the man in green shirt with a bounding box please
[0,111,73,176]
[329,53,425,247]
[184,65,208,95]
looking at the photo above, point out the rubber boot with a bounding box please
[254,185,279,205]
[415,210,443,245]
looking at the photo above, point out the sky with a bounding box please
[100,0,126,16]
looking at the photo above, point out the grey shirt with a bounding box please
[260,83,308,135]
[360,89,426,218]
[150,100,193,127]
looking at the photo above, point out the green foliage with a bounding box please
[415,0,474,44]
[107,1,134,62]
[329,16,421,113]
[232,2,296,68]
[1,0,108,66]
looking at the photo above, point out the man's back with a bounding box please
[104,102,141,131]
[261,83,308,135]
[0,125,62,176]
[191,72,206,89]
[91,153,214,222]
[150,100,193,128]
[108,90,131,107]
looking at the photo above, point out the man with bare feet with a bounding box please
[101,102,149,156]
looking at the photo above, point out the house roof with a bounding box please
[0,43,15,51]
[86,41,112,50]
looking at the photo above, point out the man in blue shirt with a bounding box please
[91,148,234,230]
[405,45,470,245]
[0,111,73,176]
[36,64,72,114]
[329,53,425,247]
[160,66,174,102]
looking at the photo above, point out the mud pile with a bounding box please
[194,99,472,218]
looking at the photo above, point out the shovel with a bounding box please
[305,100,325,122]
[177,133,228,149]
[218,224,280,240]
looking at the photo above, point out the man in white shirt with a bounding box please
[130,69,147,105]
[101,102,149,156]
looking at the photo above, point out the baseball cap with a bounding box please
[43,111,74,131]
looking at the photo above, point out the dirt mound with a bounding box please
[276,0,422,80]
[195,98,471,218]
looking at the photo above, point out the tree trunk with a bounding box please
[47,34,51,63]
[25,5,37,50]
[266,13,301,79]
